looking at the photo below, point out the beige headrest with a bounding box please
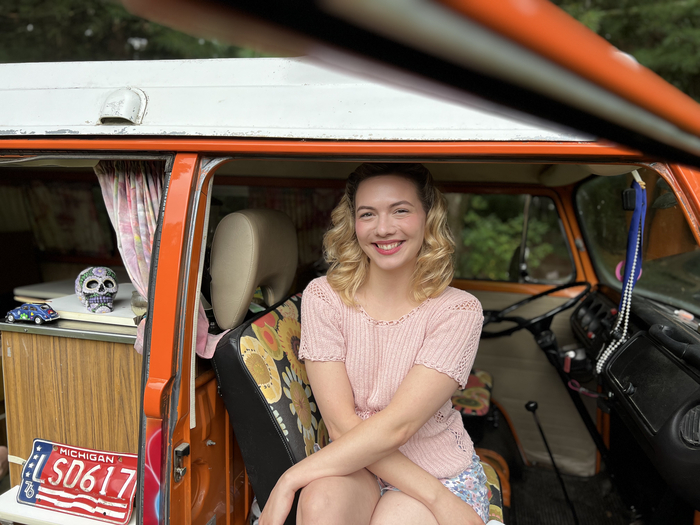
[210,209,298,330]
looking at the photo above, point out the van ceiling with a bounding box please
[214,160,641,186]
[214,160,546,184]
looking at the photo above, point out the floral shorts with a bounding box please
[377,452,490,523]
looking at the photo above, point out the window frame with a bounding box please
[440,182,581,291]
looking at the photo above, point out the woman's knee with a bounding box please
[297,472,379,525]
[369,491,438,525]
[298,479,335,521]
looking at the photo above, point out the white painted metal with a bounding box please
[0,57,590,141]
[0,486,136,525]
[100,87,147,125]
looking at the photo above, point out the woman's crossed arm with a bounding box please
[306,361,451,504]
[258,361,484,525]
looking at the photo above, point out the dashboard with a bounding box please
[570,288,700,509]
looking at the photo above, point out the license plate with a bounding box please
[17,439,138,525]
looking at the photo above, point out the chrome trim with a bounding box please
[0,319,137,344]
[0,154,171,166]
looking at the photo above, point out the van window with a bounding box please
[209,181,575,287]
[576,169,700,315]
[0,165,139,316]
[445,193,575,283]
[0,179,115,259]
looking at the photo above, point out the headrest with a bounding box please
[210,209,298,330]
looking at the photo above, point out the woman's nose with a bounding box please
[376,214,395,235]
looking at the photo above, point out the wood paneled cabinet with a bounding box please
[0,325,142,487]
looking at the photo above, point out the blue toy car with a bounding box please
[5,303,59,324]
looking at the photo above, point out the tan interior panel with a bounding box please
[470,290,597,477]
[214,160,638,186]
[214,160,548,184]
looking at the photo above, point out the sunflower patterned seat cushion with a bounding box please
[212,294,328,523]
[452,369,493,417]
[480,461,505,523]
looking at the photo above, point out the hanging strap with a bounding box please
[596,173,647,375]
[618,178,646,309]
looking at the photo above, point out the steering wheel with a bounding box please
[481,281,591,339]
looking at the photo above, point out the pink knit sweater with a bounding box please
[299,276,483,479]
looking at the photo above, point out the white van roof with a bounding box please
[0,57,590,141]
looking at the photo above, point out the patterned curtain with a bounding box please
[94,160,165,353]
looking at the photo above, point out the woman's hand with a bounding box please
[258,472,297,525]
[430,489,485,525]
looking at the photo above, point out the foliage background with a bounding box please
[1,0,698,101]
[0,0,256,62]
[550,0,700,100]
[447,194,573,283]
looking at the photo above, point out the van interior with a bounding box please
[1,156,699,525]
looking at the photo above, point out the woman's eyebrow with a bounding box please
[356,201,416,212]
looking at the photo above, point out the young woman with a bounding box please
[259,163,489,525]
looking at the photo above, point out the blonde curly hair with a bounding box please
[324,163,455,306]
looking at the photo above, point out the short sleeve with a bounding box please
[299,279,347,362]
[414,296,483,388]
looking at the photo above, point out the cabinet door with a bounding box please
[2,332,141,486]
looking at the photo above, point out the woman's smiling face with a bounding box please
[354,175,427,274]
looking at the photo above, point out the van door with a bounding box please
[139,153,203,525]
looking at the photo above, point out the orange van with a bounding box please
[0,9,700,523]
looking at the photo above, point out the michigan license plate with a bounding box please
[17,439,138,525]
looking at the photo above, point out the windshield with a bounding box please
[576,168,700,315]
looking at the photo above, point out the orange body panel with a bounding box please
[3,135,695,524]
[670,164,700,239]
[0,138,642,158]
[557,184,599,285]
[188,375,230,525]
[438,0,700,139]
[453,280,588,298]
[170,160,216,525]
[144,153,198,419]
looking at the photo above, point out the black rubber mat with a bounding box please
[471,406,633,525]
[509,467,631,525]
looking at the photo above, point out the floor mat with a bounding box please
[510,467,630,525]
[471,406,632,525]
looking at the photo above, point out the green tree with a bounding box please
[550,0,700,100]
[458,195,557,281]
[456,194,572,283]
[0,0,256,63]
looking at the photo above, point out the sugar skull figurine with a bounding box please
[75,267,119,313]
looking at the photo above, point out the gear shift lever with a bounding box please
[526,401,579,525]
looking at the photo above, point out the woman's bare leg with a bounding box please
[297,468,380,525]
[369,491,439,525]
